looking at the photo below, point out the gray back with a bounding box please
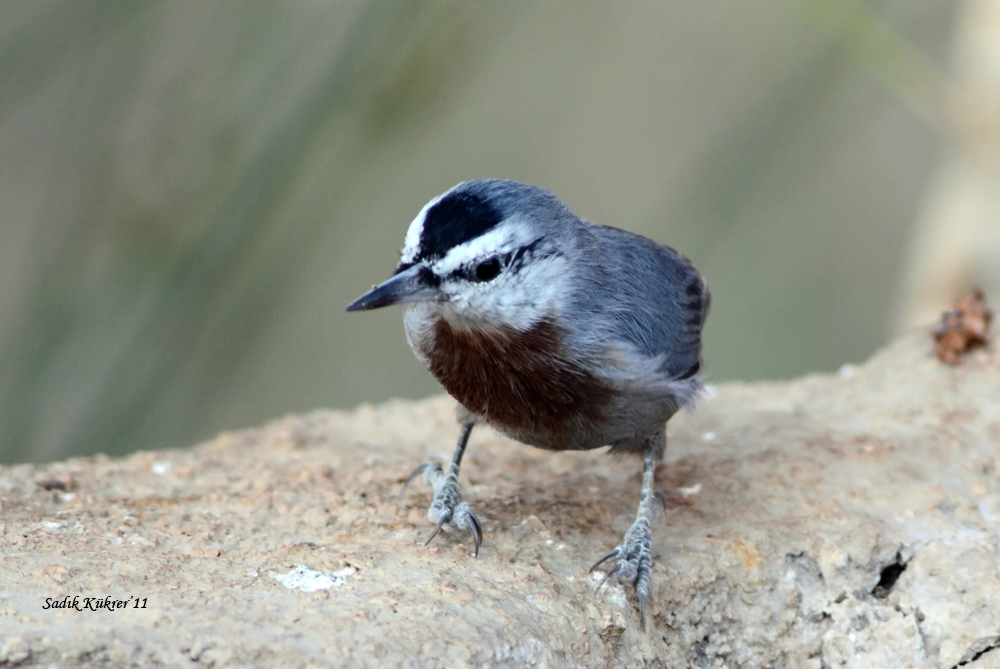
[567,223,709,380]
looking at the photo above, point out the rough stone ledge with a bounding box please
[1,330,998,668]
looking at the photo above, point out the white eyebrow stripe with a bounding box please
[430,218,538,276]
[400,190,449,264]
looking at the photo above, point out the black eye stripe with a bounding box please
[508,238,542,268]
[441,238,548,283]
[448,258,501,282]
[420,266,441,288]
[474,258,501,282]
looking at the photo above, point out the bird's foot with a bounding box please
[591,516,653,620]
[402,462,482,557]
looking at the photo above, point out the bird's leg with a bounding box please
[591,454,658,621]
[401,420,482,557]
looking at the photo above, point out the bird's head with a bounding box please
[347,179,575,331]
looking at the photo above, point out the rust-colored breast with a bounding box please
[421,318,614,450]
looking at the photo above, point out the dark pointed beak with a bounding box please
[345,263,440,312]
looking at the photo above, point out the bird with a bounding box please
[346,179,709,619]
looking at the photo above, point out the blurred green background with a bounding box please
[0,0,981,463]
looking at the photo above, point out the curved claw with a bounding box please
[466,509,482,558]
[400,463,434,499]
[595,561,623,592]
[425,506,482,557]
[589,548,622,573]
[425,513,450,546]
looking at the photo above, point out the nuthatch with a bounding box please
[347,179,709,618]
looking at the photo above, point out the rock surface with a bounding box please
[1,330,999,668]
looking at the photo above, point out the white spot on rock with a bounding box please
[269,564,356,592]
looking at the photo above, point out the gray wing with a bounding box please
[571,224,710,380]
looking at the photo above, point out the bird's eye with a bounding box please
[473,257,502,282]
